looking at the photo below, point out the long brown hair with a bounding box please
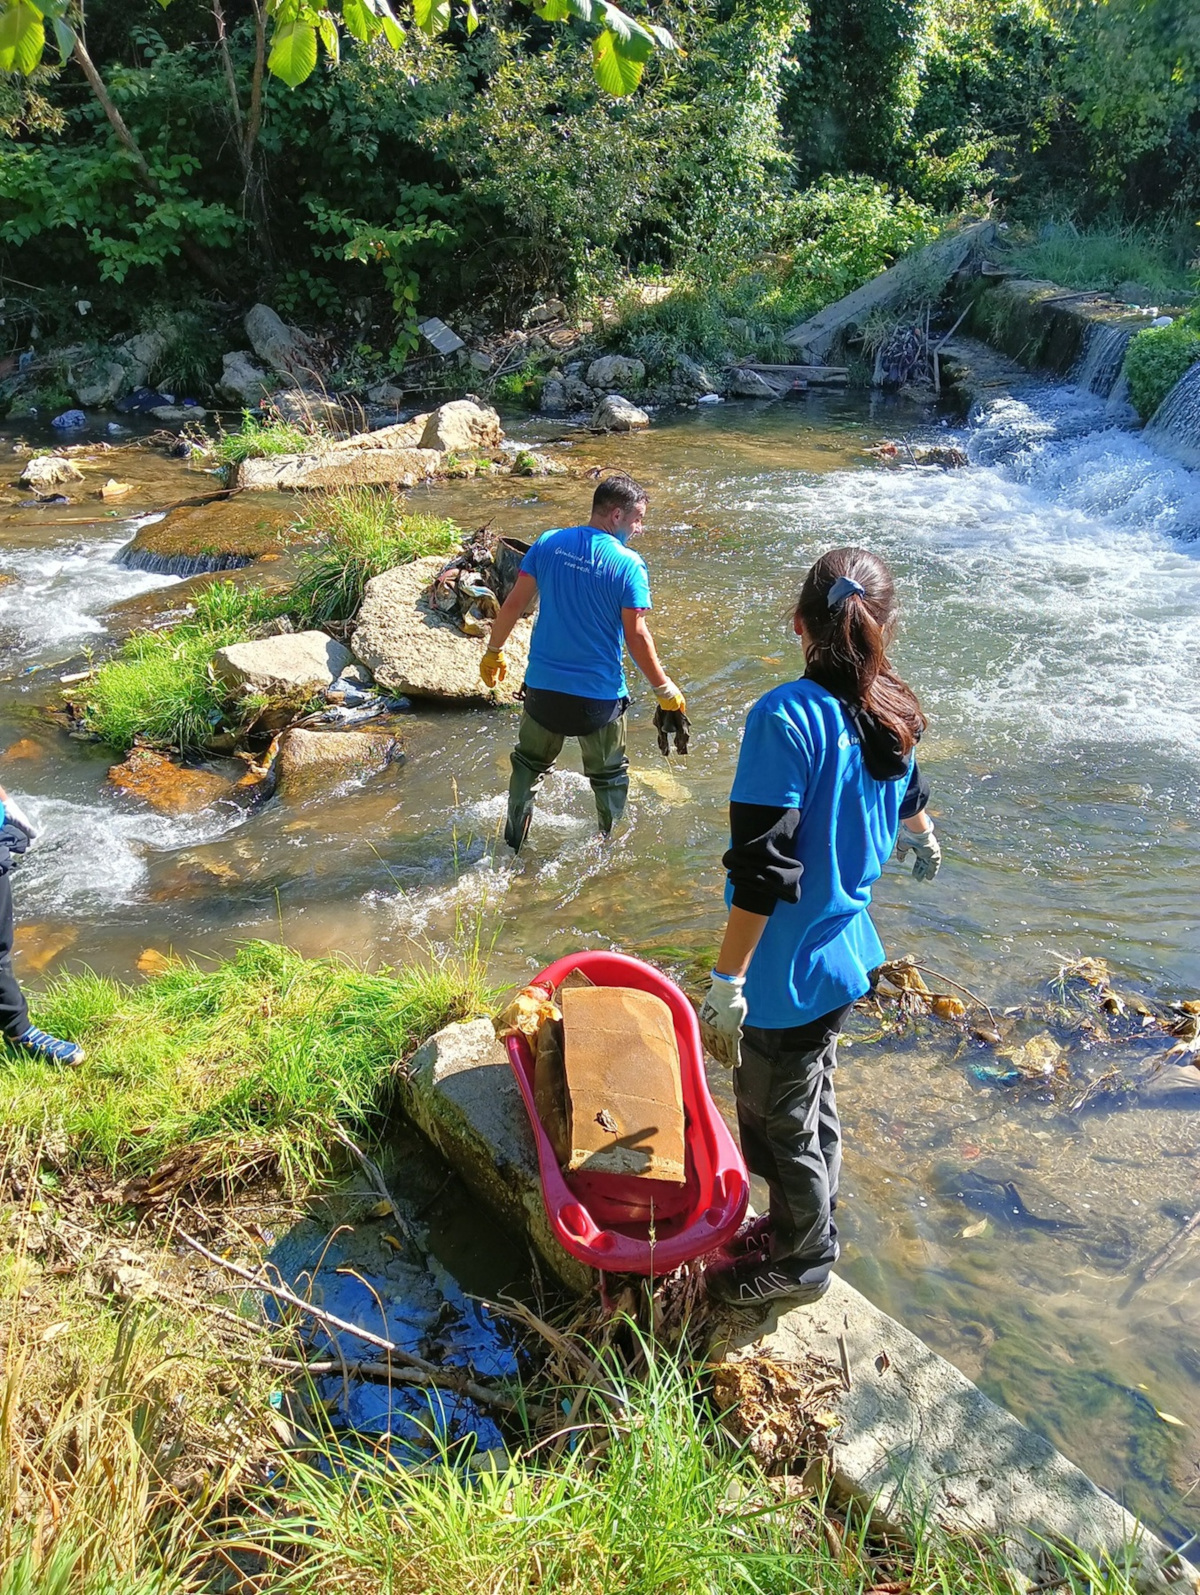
[795,547,927,756]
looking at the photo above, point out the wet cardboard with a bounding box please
[560,986,686,1183]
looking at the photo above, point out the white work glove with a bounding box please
[2,793,39,842]
[895,822,941,883]
[698,971,747,1069]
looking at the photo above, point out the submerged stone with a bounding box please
[274,725,400,801]
[119,496,292,575]
[107,748,235,816]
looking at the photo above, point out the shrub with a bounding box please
[290,489,461,627]
[1124,313,1200,421]
[80,582,285,752]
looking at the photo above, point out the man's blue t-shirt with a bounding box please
[520,526,652,699]
[728,678,908,1028]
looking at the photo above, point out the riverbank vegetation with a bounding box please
[2,942,1154,1593]
[1,0,1196,415]
[76,490,461,753]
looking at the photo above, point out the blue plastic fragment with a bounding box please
[51,409,87,429]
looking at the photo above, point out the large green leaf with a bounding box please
[317,8,340,62]
[412,0,449,34]
[592,26,644,93]
[342,0,378,39]
[597,2,655,60]
[375,0,404,47]
[267,17,319,85]
[0,0,46,75]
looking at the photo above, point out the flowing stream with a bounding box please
[1,383,1198,1538]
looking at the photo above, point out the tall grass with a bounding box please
[211,410,320,467]
[1006,223,1197,298]
[0,940,485,1191]
[241,1339,1145,1595]
[79,581,286,752]
[290,489,461,627]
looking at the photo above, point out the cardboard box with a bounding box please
[561,986,686,1183]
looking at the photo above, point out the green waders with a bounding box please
[506,710,629,852]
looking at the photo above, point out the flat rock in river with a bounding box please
[120,496,292,574]
[352,556,530,703]
[213,631,353,701]
[275,726,400,801]
[108,748,235,816]
[235,447,445,491]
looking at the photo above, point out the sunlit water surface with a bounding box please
[1,390,1197,1536]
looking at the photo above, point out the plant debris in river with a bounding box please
[860,953,1200,1114]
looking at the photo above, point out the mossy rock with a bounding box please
[121,494,296,575]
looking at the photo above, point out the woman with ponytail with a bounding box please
[699,548,939,1307]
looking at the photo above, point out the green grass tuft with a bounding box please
[290,488,461,627]
[212,410,320,468]
[0,941,485,1192]
[79,582,286,752]
[1123,310,1200,421]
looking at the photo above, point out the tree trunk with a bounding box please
[71,31,230,292]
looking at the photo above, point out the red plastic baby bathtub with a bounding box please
[504,949,749,1275]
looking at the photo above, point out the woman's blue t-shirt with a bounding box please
[728,678,907,1029]
[520,526,651,699]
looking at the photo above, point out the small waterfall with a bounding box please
[118,546,255,576]
[1071,322,1133,398]
[1146,360,1200,470]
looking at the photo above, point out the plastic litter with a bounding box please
[115,387,172,414]
[51,409,87,429]
[697,393,723,403]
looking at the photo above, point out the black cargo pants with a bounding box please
[0,872,30,1041]
[734,1004,851,1289]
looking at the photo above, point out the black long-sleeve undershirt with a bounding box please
[723,760,930,918]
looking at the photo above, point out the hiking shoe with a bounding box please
[716,1214,774,1262]
[704,1254,831,1308]
[14,1027,85,1066]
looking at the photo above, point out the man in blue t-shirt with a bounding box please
[481,472,685,852]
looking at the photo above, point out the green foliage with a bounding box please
[80,582,285,751]
[290,489,461,626]
[1124,311,1200,421]
[492,359,545,409]
[0,940,483,1190]
[211,411,317,467]
[1006,223,1198,298]
[607,177,937,372]
[140,308,224,397]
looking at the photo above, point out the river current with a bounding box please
[1,383,1197,1540]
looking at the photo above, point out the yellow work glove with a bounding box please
[653,677,686,713]
[480,648,507,689]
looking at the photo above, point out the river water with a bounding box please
[1,386,1197,1540]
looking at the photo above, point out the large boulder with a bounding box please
[726,368,784,399]
[212,631,353,701]
[586,354,645,391]
[418,399,502,454]
[117,329,169,390]
[235,447,444,492]
[352,556,531,702]
[219,350,274,407]
[107,748,234,816]
[540,374,594,415]
[244,304,318,384]
[20,456,84,491]
[275,726,400,802]
[71,358,127,408]
[592,394,649,432]
[673,352,716,392]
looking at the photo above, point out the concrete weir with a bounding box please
[400,1021,1197,1591]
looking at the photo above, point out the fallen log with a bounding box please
[782,221,996,360]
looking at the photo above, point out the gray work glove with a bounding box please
[2,793,39,843]
[895,822,941,882]
[698,972,747,1069]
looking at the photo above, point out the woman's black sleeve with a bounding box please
[722,802,803,917]
[899,760,930,820]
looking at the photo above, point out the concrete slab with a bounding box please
[401,1020,592,1294]
[714,1276,1197,1592]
